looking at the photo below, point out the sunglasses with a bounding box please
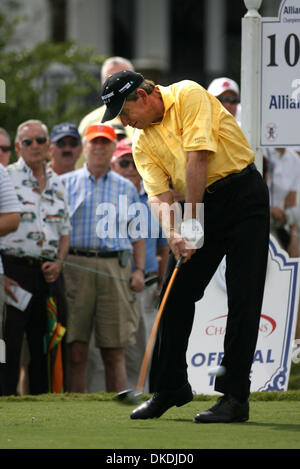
[0,145,11,152]
[56,138,80,148]
[218,97,239,104]
[21,136,48,147]
[118,159,136,169]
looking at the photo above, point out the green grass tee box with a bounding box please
[0,391,299,450]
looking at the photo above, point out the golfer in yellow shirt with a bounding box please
[101,71,270,424]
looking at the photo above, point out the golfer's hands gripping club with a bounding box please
[168,229,196,263]
[168,219,203,263]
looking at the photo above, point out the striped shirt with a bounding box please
[0,164,21,273]
[61,164,141,251]
[0,164,20,214]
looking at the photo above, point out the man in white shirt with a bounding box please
[265,147,300,257]
[0,164,21,366]
[0,120,71,395]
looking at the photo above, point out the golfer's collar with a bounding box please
[151,85,174,125]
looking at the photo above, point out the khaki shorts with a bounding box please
[64,254,139,348]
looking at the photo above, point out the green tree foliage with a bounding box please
[0,10,105,151]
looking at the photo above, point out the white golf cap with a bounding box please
[207,77,240,97]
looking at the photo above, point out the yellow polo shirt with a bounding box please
[132,80,254,198]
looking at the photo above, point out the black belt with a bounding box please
[1,254,46,268]
[145,271,157,278]
[144,271,159,286]
[206,163,256,194]
[69,248,120,258]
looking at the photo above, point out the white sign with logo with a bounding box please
[187,235,299,395]
[260,0,300,147]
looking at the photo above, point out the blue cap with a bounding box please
[50,123,81,142]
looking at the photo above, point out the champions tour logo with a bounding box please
[205,313,277,337]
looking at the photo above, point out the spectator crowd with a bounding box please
[0,58,299,396]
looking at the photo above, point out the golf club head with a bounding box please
[115,389,142,405]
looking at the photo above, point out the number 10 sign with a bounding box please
[260,0,300,147]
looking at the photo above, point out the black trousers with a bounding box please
[0,258,67,396]
[149,168,270,401]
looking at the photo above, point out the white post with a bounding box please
[204,0,226,78]
[134,0,170,74]
[241,0,263,173]
[67,0,111,55]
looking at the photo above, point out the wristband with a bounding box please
[135,266,145,274]
[180,218,204,248]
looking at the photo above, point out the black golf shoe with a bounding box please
[194,394,249,423]
[130,383,193,419]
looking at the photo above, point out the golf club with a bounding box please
[116,255,184,404]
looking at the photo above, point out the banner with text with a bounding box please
[187,235,299,395]
[260,0,300,147]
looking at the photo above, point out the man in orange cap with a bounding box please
[61,124,145,393]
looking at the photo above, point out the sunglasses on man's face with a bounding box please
[218,97,239,104]
[118,159,136,169]
[0,145,11,152]
[21,136,48,147]
[56,138,80,148]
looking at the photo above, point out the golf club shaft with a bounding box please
[136,255,184,393]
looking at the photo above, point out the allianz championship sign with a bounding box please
[260,0,300,147]
[187,236,299,395]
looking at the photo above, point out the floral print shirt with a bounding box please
[0,157,71,260]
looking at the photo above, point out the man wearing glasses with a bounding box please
[61,124,145,394]
[207,77,241,125]
[0,119,71,395]
[49,123,82,175]
[0,128,11,167]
